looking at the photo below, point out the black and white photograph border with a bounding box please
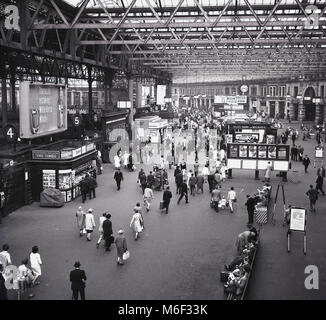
[0,0,326,308]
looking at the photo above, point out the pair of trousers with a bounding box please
[190,185,196,195]
[197,186,204,193]
[164,202,170,214]
[72,287,85,300]
[116,181,121,190]
[316,185,324,194]
[88,189,96,199]
[81,192,87,203]
[178,192,188,203]
[248,210,254,224]
[310,200,316,211]
[104,236,112,249]
[229,200,234,212]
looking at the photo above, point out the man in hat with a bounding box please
[102,213,113,252]
[70,261,87,300]
[76,206,86,237]
[84,209,96,241]
[245,195,257,225]
[114,168,124,191]
[177,180,189,205]
[162,186,172,214]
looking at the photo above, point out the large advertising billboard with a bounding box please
[19,82,67,139]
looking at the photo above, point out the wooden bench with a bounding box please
[225,243,258,300]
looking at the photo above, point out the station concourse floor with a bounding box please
[1,122,326,300]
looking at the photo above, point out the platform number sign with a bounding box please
[73,115,82,127]
[3,125,18,142]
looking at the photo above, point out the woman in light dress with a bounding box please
[123,151,129,169]
[220,162,228,182]
[30,246,42,286]
[114,154,121,169]
[130,208,144,240]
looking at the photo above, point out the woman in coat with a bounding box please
[264,162,272,182]
[84,208,96,241]
[114,229,128,265]
[130,209,144,240]
[76,206,86,236]
[30,246,42,286]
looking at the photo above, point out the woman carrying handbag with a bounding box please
[114,229,128,265]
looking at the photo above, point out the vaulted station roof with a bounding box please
[1,0,326,83]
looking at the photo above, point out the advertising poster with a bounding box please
[268,146,276,159]
[290,207,306,232]
[225,134,233,144]
[266,135,275,144]
[277,146,287,160]
[19,82,67,139]
[248,145,257,158]
[258,146,267,158]
[235,133,259,143]
[229,145,238,158]
[239,145,248,158]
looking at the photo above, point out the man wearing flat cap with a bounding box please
[70,261,87,300]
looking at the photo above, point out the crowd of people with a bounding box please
[221,226,259,298]
[0,244,42,300]
[1,109,326,300]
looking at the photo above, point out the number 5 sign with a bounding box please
[3,125,18,142]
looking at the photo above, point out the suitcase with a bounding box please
[159,201,164,210]
[220,271,230,282]
[255,207,268,224]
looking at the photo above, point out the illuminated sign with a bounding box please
[19,82,67,139]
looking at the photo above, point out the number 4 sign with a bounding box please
[3,125,18,142]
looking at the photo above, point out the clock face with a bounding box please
[240,85,248,93]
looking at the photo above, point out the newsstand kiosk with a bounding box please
[29,140,97,202]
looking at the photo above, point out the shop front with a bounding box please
[29,140,97,202]
[0,158,29,216]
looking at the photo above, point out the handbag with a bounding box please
[233,198,237,203]
[109,235,115,243]
[123,250,130,260]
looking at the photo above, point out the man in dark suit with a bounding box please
[80,176,89,203]
[70,261,87,300]
[102,213,113,251]
[113,169,123,190]
[177,180,189,204]
[245,194,257,226]
[163,186,172,214]
[175,172,183,195]
[88,174,97,199]
[147,171,155,189]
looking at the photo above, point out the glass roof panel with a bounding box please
[63,0,304,9]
